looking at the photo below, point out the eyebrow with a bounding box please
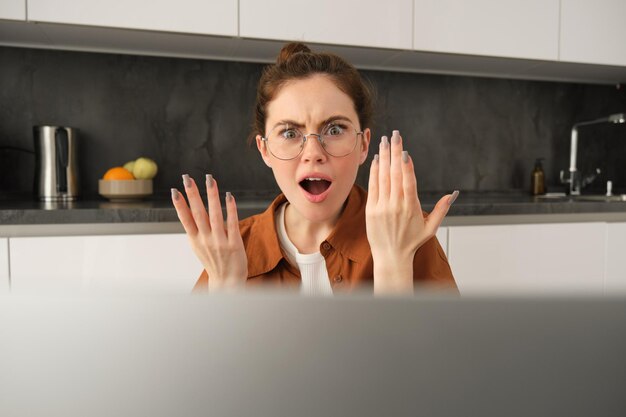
[270,115,354,131]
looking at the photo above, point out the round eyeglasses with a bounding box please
[262,120,363,160]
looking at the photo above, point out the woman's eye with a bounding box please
[281,129,299,140]
[326,125,344,136]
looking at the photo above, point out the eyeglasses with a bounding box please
[262,120,363,160]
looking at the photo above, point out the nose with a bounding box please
[300,134,327,162]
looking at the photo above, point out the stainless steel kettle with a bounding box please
[34,126,79,201]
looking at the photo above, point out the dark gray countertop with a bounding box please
[1,189,626,225]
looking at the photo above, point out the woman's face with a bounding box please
[256,74,371,223]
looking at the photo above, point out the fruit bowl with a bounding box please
[98,179,153,201]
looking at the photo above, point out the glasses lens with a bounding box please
[266,125,304,160]
[320,121,358,157]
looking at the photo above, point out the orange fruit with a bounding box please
[103,167,135,180]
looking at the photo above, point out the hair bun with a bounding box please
[276,42,312,65]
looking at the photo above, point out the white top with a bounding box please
[276,203,333,296]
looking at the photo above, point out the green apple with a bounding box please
[132,157,158,180]
[123,160,135,173]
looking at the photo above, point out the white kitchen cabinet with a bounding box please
[436,227,448,258]
[9,234,202,294]
[447,223,606,295]
[560,0,626,67]
[413,0,559,60]
[0,0,25,20]
[0,238,9,294]
[240,0,412,50]
[605,223,626,294]
[27,0,237,37]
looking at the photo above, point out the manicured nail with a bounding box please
[392,130,400,136]
[206,174,214,188]
[402,151,408,163]
[374,154,379,162]
[381,136,389,148]
[171,188,179,201]
[182,174,192,188]
[226,191,233,201]
[448,190,459,205]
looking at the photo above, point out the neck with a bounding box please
[283,203,341,254]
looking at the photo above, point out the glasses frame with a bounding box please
[261,121,364,161]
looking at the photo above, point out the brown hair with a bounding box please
[250,42,374,143]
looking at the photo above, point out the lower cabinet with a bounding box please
[9,234,202,294]
[605,222,626,293]
[0,238,9,294]
[448,222,607,295]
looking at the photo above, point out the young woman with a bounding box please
[171,42,459,295]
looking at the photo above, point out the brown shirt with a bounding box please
[193,185,457,293]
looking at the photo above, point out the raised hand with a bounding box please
[171,174,248,291]
[365,130,458,294]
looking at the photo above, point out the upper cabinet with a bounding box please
[27,0,237,37]
[413,0,559,61]
[560,0,626,67]
[239,0,413,50]
[0,0,25,20]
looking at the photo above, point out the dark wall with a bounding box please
[1,46,625,198]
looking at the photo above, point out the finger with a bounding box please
[181,174,210,234]
[424,192,458,236]
[389,130,404,200]
[206,174,226,237]
[171,188,199,237]
[225,192,241,244]
[378,136,391,199]
[401,151,420,209]
[367,154,379,205]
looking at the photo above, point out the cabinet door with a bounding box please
[9,234,202,294]
[240,0,412,50]
[414,0,559,60]
[436,227,448,258]
[0,238,8,294]
[560,0,626,66]
[27,0,237,37]
[448,223,606,295]
[606,223,626,294]
[0,0,25,20]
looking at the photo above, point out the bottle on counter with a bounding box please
[531,158,546,195]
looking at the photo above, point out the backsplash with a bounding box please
[1,46,625,198]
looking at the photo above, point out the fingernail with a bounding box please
[182,174,192,188]
[402,151,408,163]
[381,136,389,148]
[226,191,233,201]
[171,188,179,201]
[391,134,401,144]
[206,174,214,188]
[448,190,459,205]
[392,130,400,136]
[374,154,379,162]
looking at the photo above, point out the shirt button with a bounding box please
[333,274,343,283]
[322,242,332,251]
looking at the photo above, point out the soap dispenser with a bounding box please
[531,158,546,195]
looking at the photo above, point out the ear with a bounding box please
[256,134,272,168]
[358,128,371,165]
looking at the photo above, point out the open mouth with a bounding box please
[299,178,332,195]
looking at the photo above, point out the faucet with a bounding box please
[561,113,625,195]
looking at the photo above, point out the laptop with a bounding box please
[1,293,625,417]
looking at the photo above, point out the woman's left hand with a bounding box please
[365,130,458,294]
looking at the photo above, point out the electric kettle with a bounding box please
[34,125,79,201]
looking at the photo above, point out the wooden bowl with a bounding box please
[98,179,153,201]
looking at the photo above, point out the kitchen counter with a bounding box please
[2,190,626,235]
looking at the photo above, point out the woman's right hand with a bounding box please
[171,174,248,291]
